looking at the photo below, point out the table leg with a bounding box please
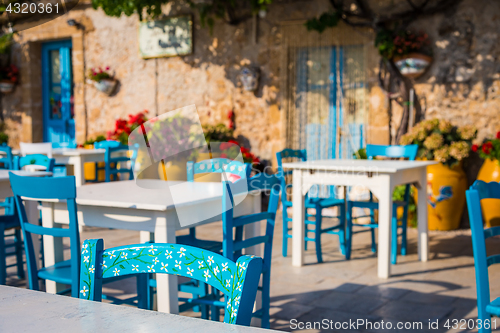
[417,167,429,262]
[73,156,85,187]
[292,169,305,267]
[154,211,179,314]
[41,202,65,293]
[375,176,392,279]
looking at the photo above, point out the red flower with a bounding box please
[220,153,227,158]
[472,144,478,152]
[227,110,234,119]
[482,144,491,154]
[496,131,500,139]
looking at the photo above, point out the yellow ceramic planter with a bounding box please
[426,163,467,231]
[477,159,500,227]
[83,144,106,182]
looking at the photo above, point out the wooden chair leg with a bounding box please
[0,225,6,285]
[338,204,346,256]
[14,228,24,279]
[314,205,323,263]
[391,206,398,265]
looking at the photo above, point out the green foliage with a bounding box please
[84,135,106,146]
[0,33,13,55]
[203,123,234,144]
[305,11,341,33]
[375,29,395,59]
[353,147,367,160]
[0,132,8,145]
[375,28,431,60]
[91,0,170,20]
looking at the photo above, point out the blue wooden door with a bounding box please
[42,40,75,146]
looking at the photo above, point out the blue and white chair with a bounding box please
[0,145,23,284]
[467,180,500,333]
[347,144,418,264]
[93,140,136,182]
[79,239,262,326]
[276,149,346,263]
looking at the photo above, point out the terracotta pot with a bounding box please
[0,80,15,94]
[425,162,467,231]
[477,158,500,227]
[91,78,117,95]
[393,53,432,79]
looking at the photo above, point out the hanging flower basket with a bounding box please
[91,78,117,95]
[393,53,433,79]
[0,80,15,93]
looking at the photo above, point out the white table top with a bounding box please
[0,169,53,181]
[37,180,229,212]
[10,148,107,156]
[282,159,436,173]
[0,286,274,333]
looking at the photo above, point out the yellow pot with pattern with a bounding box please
[426,162,467,231]
[477,158,500,227]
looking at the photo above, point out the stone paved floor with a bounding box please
[4,212,500,332]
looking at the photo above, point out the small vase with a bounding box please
[91,78,117,95]
[0,80,15,94]
[393,53,432,79]
[477,158,500,227]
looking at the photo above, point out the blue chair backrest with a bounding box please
[9,173,80,297]
[95,140,135,181]
[365,144,418,160]
[187,158,251,182]
[276,149,307,204]
[52,142,77,149]
[0,144,13,170]
[222,173,281,267]
[466,180,500,322]
[79,239,262,326]
[15,154,55,172]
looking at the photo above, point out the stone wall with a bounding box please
[2,0,500,168]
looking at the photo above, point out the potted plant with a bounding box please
[472,133,500,227]
[0,64,18,93]
[401,119,477,230]
[82,135,106,181]
[87,66,116,95]
[376,30,432,78]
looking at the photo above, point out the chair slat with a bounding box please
[232,212,275,228]
[24,223,71,238]
[232,236,270,252]
[484,226,500,239]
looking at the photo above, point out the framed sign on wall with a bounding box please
[139,15,193,59]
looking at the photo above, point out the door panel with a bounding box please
[42,40,75,146]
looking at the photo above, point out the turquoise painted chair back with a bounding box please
[9,173,80,297]
[0,144,13,170]
[221,172,281,328]
[79,239,262,326]
[276,149,306,206]
[187,158,251,182]
[15,154,55,172]
[365,144,418,160]
[467,180,500,332]
[95,140,136,182]
[52,142,77,149]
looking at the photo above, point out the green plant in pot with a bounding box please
[401,119,477,230]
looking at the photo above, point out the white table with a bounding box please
[0,286,275,332]
[33,180,262,314]
[282,159,436,279]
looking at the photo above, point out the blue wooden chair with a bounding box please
[467,180,500,333]
[0,145,24,285]
[347,144,418,264]
[79,239,262,326]
[218,171,281,328]
[52,142,77,149]
[182,158,251,249]
[276,149,346,263]
[94,140,135,182]
[15,154,55,172]
[9,173,80,296]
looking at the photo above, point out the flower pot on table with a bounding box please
[0,80,15,94]
[393,53,432,79]
[477,158,500,227]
